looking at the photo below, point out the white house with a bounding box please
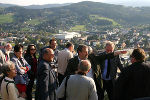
[53,31,81,39]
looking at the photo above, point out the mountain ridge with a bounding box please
[0,1,150,33]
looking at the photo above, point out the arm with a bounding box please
[95,52,115,62]
[116,56,124,72]
[56,77,66,98]
[23,58,31,71]
[0,50,4,67]
[113,67,129,100]
[37,64,50,100]
[96,51,127,63]
[89,79,98,100]
[11,58,25,75]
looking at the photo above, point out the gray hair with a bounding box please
[78,60,91,72]
[1,61,14,76]
[105,41,115,48]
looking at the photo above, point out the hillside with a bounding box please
[0,1,150,33]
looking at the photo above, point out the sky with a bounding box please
[0,0,150,6]
[0,0,102,6]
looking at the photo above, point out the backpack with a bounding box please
[0,75,5,90]
[4,78,15,95]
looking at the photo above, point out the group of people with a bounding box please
[0,39,150,100]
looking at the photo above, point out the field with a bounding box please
[89,15,120,26]
[0,13,13,24]
[25,18,42,25]
[69,25,87,31]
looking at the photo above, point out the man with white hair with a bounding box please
[0,43,12,73]
[57,60,98,100]
[99,41,124,100]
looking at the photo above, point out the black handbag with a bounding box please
[60,75,70,100]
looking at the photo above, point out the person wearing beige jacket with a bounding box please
[0,61,25,100]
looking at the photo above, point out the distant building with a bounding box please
[53,31,81,39]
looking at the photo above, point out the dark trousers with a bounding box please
[26,75,36,100]
[58,73,65,86]
[103,79,113,100]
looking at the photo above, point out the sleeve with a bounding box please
[67,52,73,62]
[95,52,115,63]
[8,83,25,100]
[116,56,124,72]
[65,59,76,76]
[113,67,129,100]
[0,51,4,67]
[56,77,66,98]
[11,58,25,75]
[89,79,98,100]
[37,64,50,100]
[23,58,31,71]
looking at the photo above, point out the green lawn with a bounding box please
[26,19,41,25]
[0,13,13,24]
[69,25,87,31]
[89,15,120,26]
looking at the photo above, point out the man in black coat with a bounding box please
[114,48,150,100]
[99,41,124,100]
[36,48,58,100]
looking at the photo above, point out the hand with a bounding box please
[120,50,127,54]
[114,50,127,55]
[19,92,27,98]
[20,67,26,71]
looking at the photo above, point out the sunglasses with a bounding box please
[30,49,36,50]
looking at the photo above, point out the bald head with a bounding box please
[42,48,54,62]
[78,60,91,74]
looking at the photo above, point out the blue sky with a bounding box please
[0,0,150,6]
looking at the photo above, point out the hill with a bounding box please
[1,1,150,33]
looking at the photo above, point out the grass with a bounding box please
[21,27,31,31]
[0,13,13,24]
[25,18,41,25]
[69,25,87,31]
[89,15,120,26]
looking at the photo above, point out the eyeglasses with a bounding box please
[30,49,36,50]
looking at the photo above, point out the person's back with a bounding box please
[114,62,150,100]
[57,48,73,75]
[66,74,97,100]
[1,77,24,100]
[57,60,98,100]
[114,48,150,100]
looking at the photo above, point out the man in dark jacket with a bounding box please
[114,48,150,100]
[36,48,58,100]
[99,41,124,100]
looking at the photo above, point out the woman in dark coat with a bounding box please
[24,44,37,100]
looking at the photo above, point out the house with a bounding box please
[53,31,81,40]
